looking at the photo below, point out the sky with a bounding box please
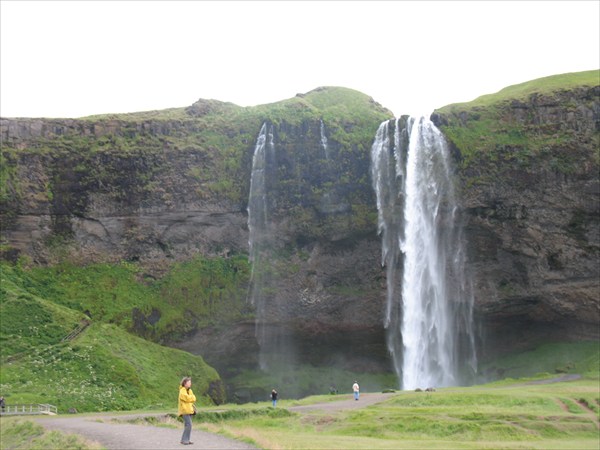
[1,1,598,119]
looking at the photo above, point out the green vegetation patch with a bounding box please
[4,254,251,344]
[433,70,599,184]
[0,264,85,358]
[198,378,600,449]
[1,257,251,412]
[0,323,220,413]
[1,86,390,210]
[0,418,102,450]
[228,365,398,403]
[439,70,599,111]
[479,341,600,381]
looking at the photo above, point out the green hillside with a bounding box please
[437,70,599,112]
[2,256,251,343]
[0,262,226,412]
[1,264,85,357]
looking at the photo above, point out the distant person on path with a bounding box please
[178,377,197,446]
[271,389,278,407]
[352,381,360,401]
[0,396,5,412]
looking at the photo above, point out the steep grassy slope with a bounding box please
[0,263,225,412]
[1,264,85,357]
[2,255,251,343]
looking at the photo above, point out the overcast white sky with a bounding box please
[1,1,598,118]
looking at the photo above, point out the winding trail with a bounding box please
[33,393,396,449]
[35,413,256,450]
[288,392,395,413]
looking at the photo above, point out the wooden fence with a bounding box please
[0,404,58,415]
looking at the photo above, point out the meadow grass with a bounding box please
[1,372,598,449]
[227,365,398,402]
[0,321,221,413]
[194,377,600,449]
[478,341,600,380]
[0,417,104,450]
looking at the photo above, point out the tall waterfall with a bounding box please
[247,122,277,370]
[371,117,476,390]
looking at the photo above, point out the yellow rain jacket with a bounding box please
[178,385,197,416]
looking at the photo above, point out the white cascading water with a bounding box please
[371,116,477,390]
[320,119,329,159]
[247,122,276,370]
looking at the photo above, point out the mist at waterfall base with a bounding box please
[371,117,477,390]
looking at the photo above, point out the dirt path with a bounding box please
[288,392,396,413]
[574,399,600,430]
[524,374,582,384]
[32,393,395,449]
[35,413,256,450]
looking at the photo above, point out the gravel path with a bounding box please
[35,413,256,450]
[524,374,582,384]
[33,393,395,449]
[288,392,396,413]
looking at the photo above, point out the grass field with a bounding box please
[4,375,595,450]
[0,418,102,450]
[1,354,598,449]
[194,377,599,449]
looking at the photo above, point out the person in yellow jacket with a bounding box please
[178,377,197,445]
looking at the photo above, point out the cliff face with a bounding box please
[433,77,600,354]
[1,76,598,376]
[0,116,249,266]
[0,88,393,375]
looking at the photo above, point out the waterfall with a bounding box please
[247,122,298,371]
[247,122,277,370]
[320,119,329,159]
[371,116,477,389]
[248,122,271,277]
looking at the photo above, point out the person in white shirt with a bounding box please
[352,381,360,401]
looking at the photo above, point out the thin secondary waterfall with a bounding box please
[247,122,298,371]
[320,119,329,159]
[371,117,476,390]
[247,122,276,370]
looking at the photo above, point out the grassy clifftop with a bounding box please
[437,70,598,113]
[433,70,599,180]
[1,86,390,223]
